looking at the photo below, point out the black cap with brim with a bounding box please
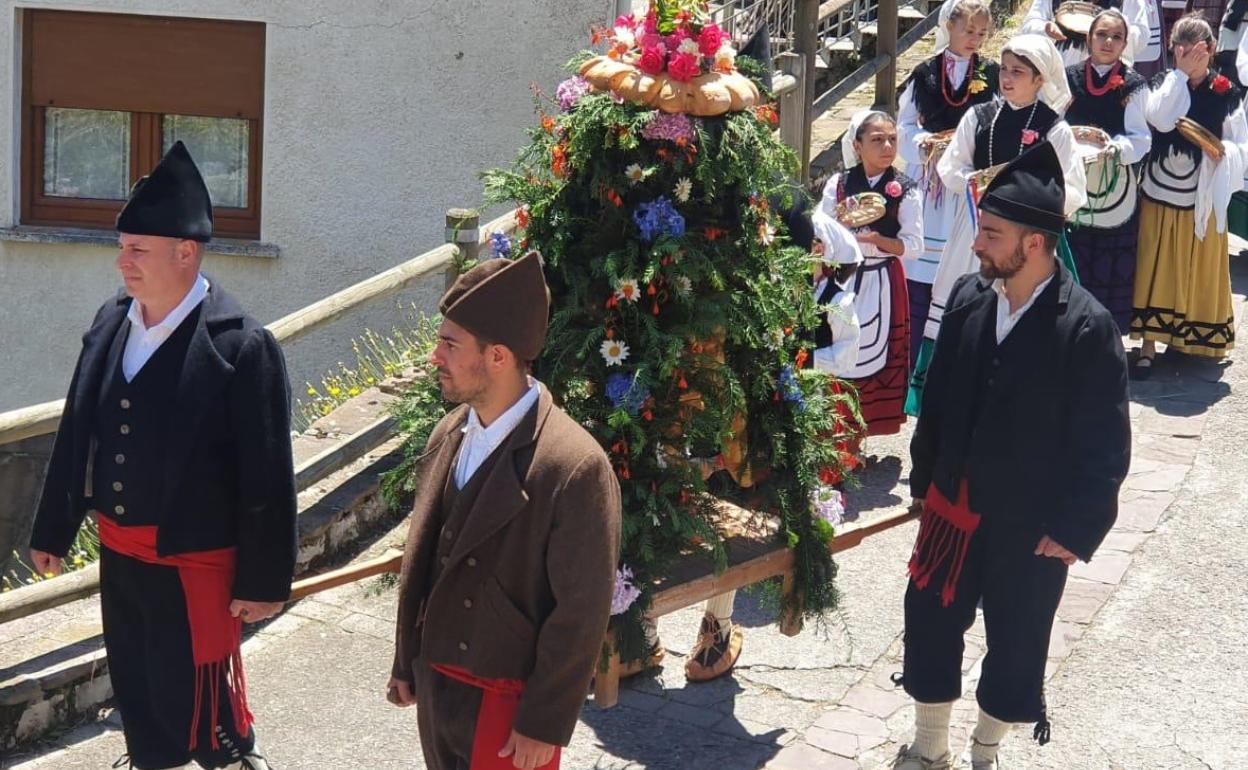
[978,141,1066,235]
[116,141,214,242]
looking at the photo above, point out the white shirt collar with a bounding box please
[462,377,541,443]
[127,274,210,333]
[944,50,970,63]
[1091,61,1116,76]
[867,171,886,186]
[1003,97,1037,111]
[992,273,1055,342]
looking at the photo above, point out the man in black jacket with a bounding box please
[28,142,296,770]
[891,142,1131,770]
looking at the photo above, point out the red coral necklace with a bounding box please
[942,53,977,107]
[1085,60,1122,97]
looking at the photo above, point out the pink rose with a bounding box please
[643,11,658,34]
[698,24,725,57]
[641,32,666,51]
[665,27,691,50]
[885,180,903,198]
[1021,129,1039,146]
[638,46,667,76]
[667,52,701,82]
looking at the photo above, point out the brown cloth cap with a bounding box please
[439,250,551,361]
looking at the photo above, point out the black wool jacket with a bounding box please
[910,263,1131,562]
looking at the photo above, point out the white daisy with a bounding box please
[600,339,631,366]
[672,275,693,296]
[758,222,777,246]
[678,38,701,56]
[673,177,692,203]
[614,27,637,50]
[625,163,645,185]
[615,278,641,303]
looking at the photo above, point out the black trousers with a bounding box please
[902,514,1068,724]
[414,660,484,770]
[100,548,256,770]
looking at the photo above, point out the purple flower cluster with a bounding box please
[811,486,846,526]
[489,231,512,259]
[556,76,593,111]
[633,196,686,242]
[779,365,806,411]
[641,112,697,143]
[611,566,643,615]
[606,371,650,415]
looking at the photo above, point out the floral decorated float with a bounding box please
[480,0,863,663]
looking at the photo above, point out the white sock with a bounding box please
[912,700,955,760]
[970,709,1011,763]
[704,591,736,636]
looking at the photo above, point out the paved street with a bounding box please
[8,249,1246,769]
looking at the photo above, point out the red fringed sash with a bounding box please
[98,516,253,751]
[907,479,982,607]
[431,664,561,770]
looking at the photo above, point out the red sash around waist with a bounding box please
[431,663,561,770]
[98,516,253,751]
[907,479,982,607]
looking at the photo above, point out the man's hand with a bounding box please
[386,676,416,707]
[1044,21,1067,42]
[228,599,283,623]
[909,498,926,515]
[29,549,63,577]
[1034,535,1077,566]
[499,729,556,770]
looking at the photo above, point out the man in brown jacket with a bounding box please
[388,251,622,770]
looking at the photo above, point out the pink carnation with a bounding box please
[640,32,666,51]
[665,27,691,50]
[614,13,636,29]
[1021,129,1039,146]
[643,11,658,33]
[885,180,903,198]
[638,46,667,76]
[698,24,725,57]
[667,52,701,82]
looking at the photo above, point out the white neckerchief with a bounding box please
[992,272,1055,343]
[122,274,210,382]
[454,378,541,489]
[1091,61,1117,76]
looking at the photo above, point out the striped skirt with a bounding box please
[1067,213,1139,332]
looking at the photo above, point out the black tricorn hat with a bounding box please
[978,141,1066,235]
[116,141,214,242]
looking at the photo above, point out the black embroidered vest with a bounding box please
[1064,62,1148,136]
[91,305,200,526]
[972,100,1060,169]
[1149,71,1242,164]
[906,53,1000,134]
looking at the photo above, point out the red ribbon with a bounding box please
[98,516,252,751]
[431,664,561,770]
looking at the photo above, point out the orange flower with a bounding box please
[541,115,556,134]
[795,348,809,369]
[713,57,735,74]
[551,143,568,177]
[656,147,670,161]
[515,206,530,228]
[607,189,623,207]
[591,25,610,45]
[754,105,779,125]
[647,283,657,296]
[704,226,725,241]
[642,409,653,421]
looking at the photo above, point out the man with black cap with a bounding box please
[388,251,621,770]
[28,141,296,770]
[890,142,1130,770]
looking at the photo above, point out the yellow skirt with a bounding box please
[1130,200,1235,358]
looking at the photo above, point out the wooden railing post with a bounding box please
[445,208,480,287]
[777,51,808,169]
[793,0,821,185]
[875,0,899,111]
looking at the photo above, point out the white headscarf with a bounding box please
[811,209,864,266]
[934,0,960,53]
[1001,34,1072,111]
[841,108,890,169]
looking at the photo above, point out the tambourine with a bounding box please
[968,162,1008,198]
[921,128,957,163]
[836,192,887,228]
[1054,1,1100,37]
[1176,117,1224,158]
[1071,125,1115,166]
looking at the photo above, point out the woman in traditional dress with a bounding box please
[1131,14,1248,378]
[817,110,922,436]
[898,0,998,367]
[907,34,1088,414]
[1023,0,1151,66]
[1064,9,1153,329]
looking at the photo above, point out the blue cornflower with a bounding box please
[605,371,650,415]
[489,231,512,259]
[779,365,806,412]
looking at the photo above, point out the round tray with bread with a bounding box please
[1176,117,1224,158]
[835,192,887,228]
[1054,1,1101,38]
[579,56,761,116]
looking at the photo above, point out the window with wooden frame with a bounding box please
[21,10,265,239]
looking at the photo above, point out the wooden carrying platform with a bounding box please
[287,504,918,709]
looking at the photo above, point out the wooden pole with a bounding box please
[875,0,899,111]
[793,0,821,184]
[287,548,404,602]
[445,208,481,288]
[777,51,808,169]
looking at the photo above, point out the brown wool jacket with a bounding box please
[391,385,622,747]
